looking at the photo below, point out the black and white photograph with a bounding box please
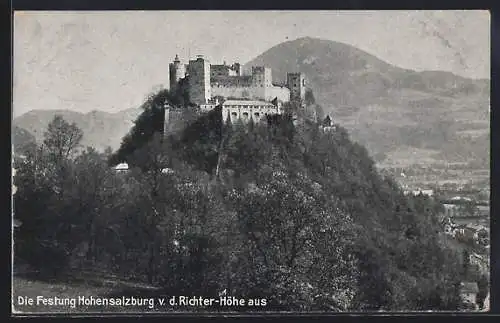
[11,10,490,314]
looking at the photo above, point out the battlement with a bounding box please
[211,75,253,88]
[211,62,242,78]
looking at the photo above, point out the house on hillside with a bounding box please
[460,282,479,308]
[444,223,453,235]
[161,168,174,174]
[479,231,490,246]
[454,225,477,243]
[321,115,336,132]
[404,189,434,197]
[441,216,455,235]
[453,225,466,239]
[469,252,484,267]
[114,163,129,172]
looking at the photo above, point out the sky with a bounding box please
[13,10,490,117]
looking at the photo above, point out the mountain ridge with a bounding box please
[244,37,489,167]
[14,37,489,168]
[13,107,142,153]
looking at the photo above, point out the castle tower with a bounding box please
[287,72,306,102]
[251,66,272,88]
[232,63,242,76]
[169,54,185,91]
[187,55,211,105]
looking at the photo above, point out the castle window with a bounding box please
[231,112,237,117]
[242,112,249,118]
[254,112,260,117]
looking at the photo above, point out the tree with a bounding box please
[72,147,114,264]
[14,119,85,276]
[43,115,83,161]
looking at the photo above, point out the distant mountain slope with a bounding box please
[244,37,490,166]
[12,125,37,155]
[13,108,142,152]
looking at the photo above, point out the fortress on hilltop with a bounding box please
[166,54,308,131]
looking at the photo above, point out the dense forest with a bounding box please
[13,86,470,311]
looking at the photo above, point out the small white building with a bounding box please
[451,196,473,202]
[469,252,484,266]
[161,168,174,174]
[114,163,129,172]
[404,189,434,197]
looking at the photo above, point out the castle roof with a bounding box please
[223,99,275,107]
[114,163,129,171]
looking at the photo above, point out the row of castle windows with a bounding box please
[231,112,269,117]
[212,83,273,88]
[225,105,275,110]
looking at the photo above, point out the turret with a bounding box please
[169,54,185,91]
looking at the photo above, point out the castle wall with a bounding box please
[212,85,289,103]
[211,86,265,101]
[265,86,290,103]
[211,75,252,87]
[164,108,185,134]
[211,64,240,78]
[164,108,201,135]
[200,103,217,112]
